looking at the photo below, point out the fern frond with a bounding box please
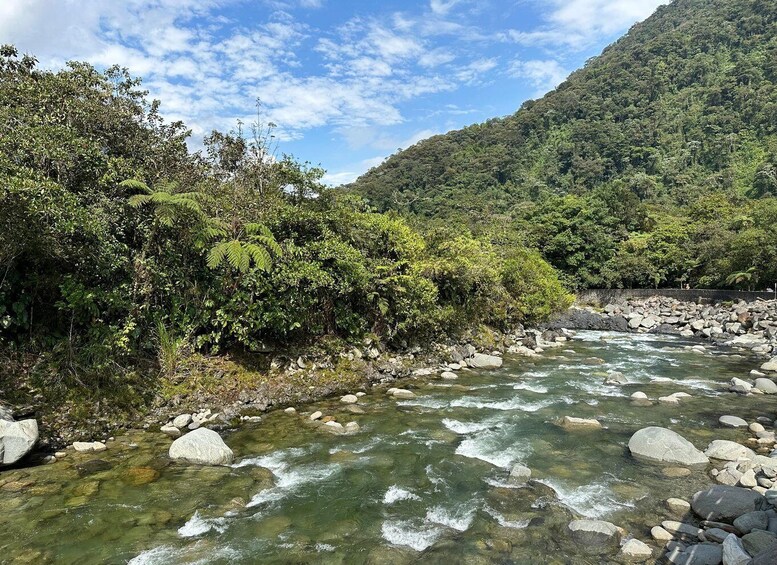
[128,194,153,207]
[246,243,272,271]
[207,241,230,269]
[120,179,151,193]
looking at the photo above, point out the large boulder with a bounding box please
[704,440,756,462]
[761,357,777,372]
[468,354,503,369]
[168,428,233,466]
[691,485,766,521]
[754,378,777,394]
[0,419,38,465]
[628,427,709,466]
[567,519,620,552]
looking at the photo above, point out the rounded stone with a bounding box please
[628,427,709,466]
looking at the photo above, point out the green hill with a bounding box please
[349,0,777,289]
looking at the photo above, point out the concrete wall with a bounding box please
[576,288,777,306]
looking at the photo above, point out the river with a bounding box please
[2,331,775,564]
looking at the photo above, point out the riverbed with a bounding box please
[2,331,775,564]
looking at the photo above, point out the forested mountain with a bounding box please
[350,0,777,289]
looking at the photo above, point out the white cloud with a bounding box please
[321,155,387,186]
[508,59,570,95]
[507,0,669,47]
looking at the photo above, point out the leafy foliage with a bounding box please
[0,45,570,391]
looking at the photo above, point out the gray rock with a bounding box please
[619,538,652,562]
[740,469,758,488]
[168,428,233,465]
[391,389,415,400]
[340,394,358,404]
[761,357,777,372]
[604,371,628,385]
[567,519,620,551]
[665,542,722,565]
[754,378,777,394]
[722,534,751,565]
[160,424,181,438]
[705,440,756,462]
[440,371,458,380]
[172,414,192,428]
[691,486,767,521]
[0,404,13,422]
[751,543,777,564]
[508,463,531,484]
[667,498,692,514]
[628,427,709,466]
[719,415,748,428]
[557,416,602,431]
[468,353,503,369]
[0,419,38,465]
[72,441,107,453]
[733,511,768,534]
[701,528,729,543]
[662,520,702,538]
[742,530,777,556]
[730,378,753,394]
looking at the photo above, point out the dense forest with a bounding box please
[350,0,777,290]
[0,45,570,405]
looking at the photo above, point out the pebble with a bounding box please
[666,498,691,514]
[340,395,358,404]
[284,407,297,414]
[309,411,323,421]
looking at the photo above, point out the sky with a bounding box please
[1,0,669,185]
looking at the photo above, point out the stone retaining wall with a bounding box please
[577,288,777,306]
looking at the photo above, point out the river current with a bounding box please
[2,331,776,564]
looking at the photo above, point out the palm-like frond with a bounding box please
[206,222,280,273]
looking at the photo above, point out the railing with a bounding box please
[576,288,777,305]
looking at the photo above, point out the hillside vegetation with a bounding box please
[0,45,570,411]
[350,0,777,290]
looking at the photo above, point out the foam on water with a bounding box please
[381,519,444,551]
[512,382,549,393]
[130,543,242,565]
[539,479,635,518]
[178,511,228,537]
[396,398,450,409]
[240,450,340,508]
[441,418,493,434]
[450,397,554,412]
[384,485,422,504]
[455,428,531,469]
[425,504,476,532]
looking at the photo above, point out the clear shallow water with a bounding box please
[2,331,777,564]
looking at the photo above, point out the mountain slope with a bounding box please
[350,0,777,221]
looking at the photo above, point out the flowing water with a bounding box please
[2,331,777,564]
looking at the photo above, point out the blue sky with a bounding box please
[1,0,668,185]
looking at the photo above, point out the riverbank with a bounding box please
[1,323,566,461]
[3,329,777,563]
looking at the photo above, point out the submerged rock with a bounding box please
[168,428,233,466]
[628,427,709,466]
[0,419,38,466]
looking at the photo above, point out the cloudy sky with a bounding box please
[1,0,668,185]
